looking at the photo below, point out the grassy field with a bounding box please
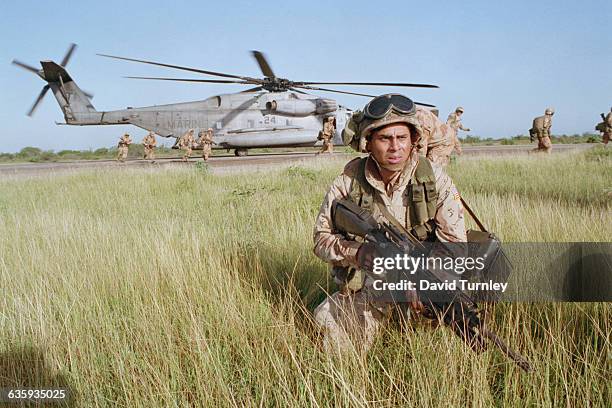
[0,148,610,406]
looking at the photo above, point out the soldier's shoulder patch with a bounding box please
[453,192,461,201]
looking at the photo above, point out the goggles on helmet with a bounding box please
[363,94,416,119]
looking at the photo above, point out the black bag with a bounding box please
[462,199,512,301]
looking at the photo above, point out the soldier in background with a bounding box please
[426,125,462,167]
[530,108,554,153]
[198,128,215,161]
[116,133,132,162]
[178,129,195,161]
[446,107,471,134]
[142,131,157,160]
[596,108,612,147]
[317,117,335,154]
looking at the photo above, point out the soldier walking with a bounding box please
[530,108,554,153]
[596,108,612,147]
[116,133,132,162]
[317,117,336,154]
[446,107,471,134]
[198,128,215,161]
[142,131,157,160]
[178,129,195,161]
[315,94,467,352]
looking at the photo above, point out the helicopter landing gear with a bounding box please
[234,148,248,157]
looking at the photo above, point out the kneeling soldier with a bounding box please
[312,94,467,353]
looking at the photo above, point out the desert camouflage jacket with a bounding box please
[313,153,467,267]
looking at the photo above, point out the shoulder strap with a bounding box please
[460,197,487,232]
[413,156,436,184]
[348,157,375,210]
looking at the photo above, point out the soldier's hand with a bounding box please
[406,289,424,313]
[356,242,385,272]
[465,128,471,132]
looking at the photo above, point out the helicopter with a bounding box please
[12,44,438,156]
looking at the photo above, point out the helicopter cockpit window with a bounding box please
[207,96,221,108]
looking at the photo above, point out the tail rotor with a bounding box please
[12,43,93,116]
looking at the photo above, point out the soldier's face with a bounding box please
[367,123,413,170]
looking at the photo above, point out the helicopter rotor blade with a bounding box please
[297,81,439,89]
[240,86,264,93]
[288,87,309,95]
[414,101,436,108]
[61,43,77,67]
[97,53,261,82]
[124,76,257,85]
[294,85,376,98]
[27,85,50,117]
[251,50,275,78]
[12,59,40,74]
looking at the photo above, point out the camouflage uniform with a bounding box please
[116,133,132,162]
[142,132,157,160]
[178,129,195,161]
[198,128,214,161]
[410,108,458,167]
[530,108,554,153]
[446,107,470,133]
[314,97,467,353]
[318,117,336,154]
[603,109,612,146]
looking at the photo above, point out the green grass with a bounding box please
[0,149,610,406]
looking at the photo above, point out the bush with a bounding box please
[17,146,42,158]
[500,139,515,145]
[462,135,482,144]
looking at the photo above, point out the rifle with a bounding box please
[331,198,532,372]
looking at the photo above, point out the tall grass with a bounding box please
[0,149,610,406]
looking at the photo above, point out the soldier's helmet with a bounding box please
[545,108,555,115]
[327,116,335,122]
[342,93,423,153]
[456,107,464,113]
[207,127,213,132]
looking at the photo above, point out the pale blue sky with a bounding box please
[1,0,610,152]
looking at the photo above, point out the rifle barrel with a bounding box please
[481,328,532,372]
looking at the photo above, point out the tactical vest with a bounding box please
[347,156,438,241]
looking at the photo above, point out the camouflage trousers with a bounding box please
[181,147,192,161]
[117,146,128,161]
[144,147,155,160]
[603,131,610,146]
[314,290,393,353]
[318,138,333,154]
[202,144,212,160]
[534,136,552,153]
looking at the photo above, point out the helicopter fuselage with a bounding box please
[66,90,351,150]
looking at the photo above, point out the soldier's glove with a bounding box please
[356,242,387,273]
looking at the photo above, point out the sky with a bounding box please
[0,0,610,153]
